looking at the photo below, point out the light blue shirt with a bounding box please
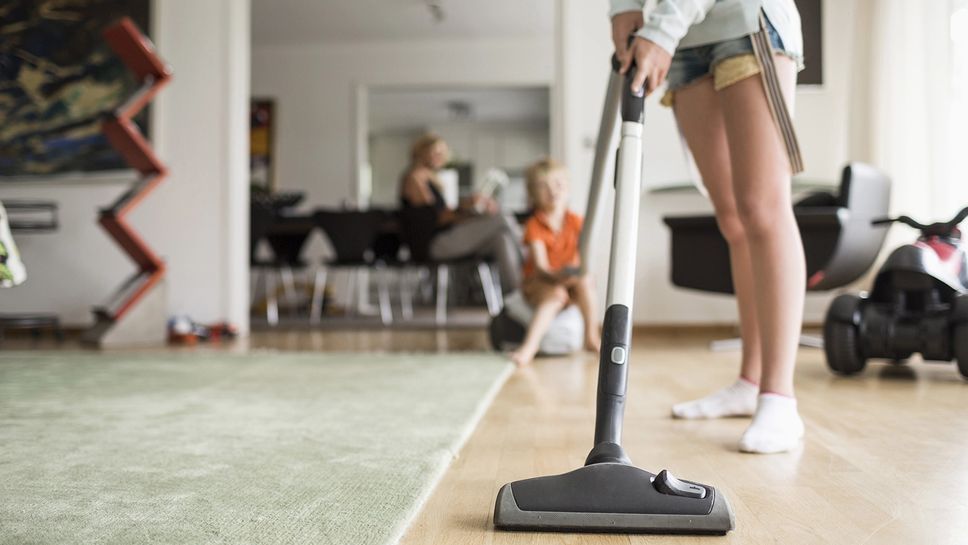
[609,0,803,59]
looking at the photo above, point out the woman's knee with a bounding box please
[494,233,521,263]
[485,214,519,237]
[497,213,522,237]
[734,191,789,239]
[714,208,746,246]
[463,216,506,245]
[569,275,596,301]
[701,180,744,245]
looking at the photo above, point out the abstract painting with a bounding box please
[250,99,276,191]
[0,0,150,177]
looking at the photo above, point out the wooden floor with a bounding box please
[391,330,968,545]
[9,327,968,543]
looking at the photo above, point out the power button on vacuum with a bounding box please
[610,346,627,365]
[654,469,707,499]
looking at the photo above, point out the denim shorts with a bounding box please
[661,17,801,106]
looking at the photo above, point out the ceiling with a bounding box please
[369,87,549,132]
[251,0,555,46]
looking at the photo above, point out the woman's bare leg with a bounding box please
[718,56,803,397]
[719,55,805,453]
[674,77,763,383]
[667,77,760,419]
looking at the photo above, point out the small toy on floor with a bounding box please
[168,316,238,346]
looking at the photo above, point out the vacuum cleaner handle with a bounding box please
[608,36,647,123]
[579,39,645,273]
[612,56,646,124]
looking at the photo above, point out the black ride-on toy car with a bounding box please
[824,206,968,379]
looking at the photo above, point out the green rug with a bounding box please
[0,351,511,545]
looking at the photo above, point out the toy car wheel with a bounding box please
[955,324,968,380]
[824,295,867,376]
[953,295,968,380]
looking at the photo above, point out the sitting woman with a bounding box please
[399,133,521,293]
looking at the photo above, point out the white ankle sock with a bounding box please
[738,393,805,454]
[671,378,759,419]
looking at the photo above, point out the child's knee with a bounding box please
[569,274,594,296]
[550,286,570,305]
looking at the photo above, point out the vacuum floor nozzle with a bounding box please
[494,462,735,534]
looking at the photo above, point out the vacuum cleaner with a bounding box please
[824,206,968,379]
[492,58,735,534]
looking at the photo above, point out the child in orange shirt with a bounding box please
[510,159,601,367]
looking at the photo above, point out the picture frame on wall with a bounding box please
[250,99,276,192]
[796,0,823,86]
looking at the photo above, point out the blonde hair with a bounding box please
[525,157,565,202]
[410,133,445,164]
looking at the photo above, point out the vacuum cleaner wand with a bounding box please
[589,54,643,456]
[493,58,735,535]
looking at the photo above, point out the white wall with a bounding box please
[251,37,554,210]
[432,119,549,211]
[0,0,251,331]
[557,0,858,324]
[368,129,422,206]
[432,120,550,174]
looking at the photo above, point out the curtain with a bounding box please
[852,0,968,224]
[853,0,966,225]
[948,1,968,212]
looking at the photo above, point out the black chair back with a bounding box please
[805,162,891,290]
[396,206,439,263]
[265,215,315,266]
[315,209,393,265]
[250,196,277,265]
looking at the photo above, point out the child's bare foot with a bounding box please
[584,334,601,353]
[509,346,537,367]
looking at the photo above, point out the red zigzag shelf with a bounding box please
[96,17,172,322]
